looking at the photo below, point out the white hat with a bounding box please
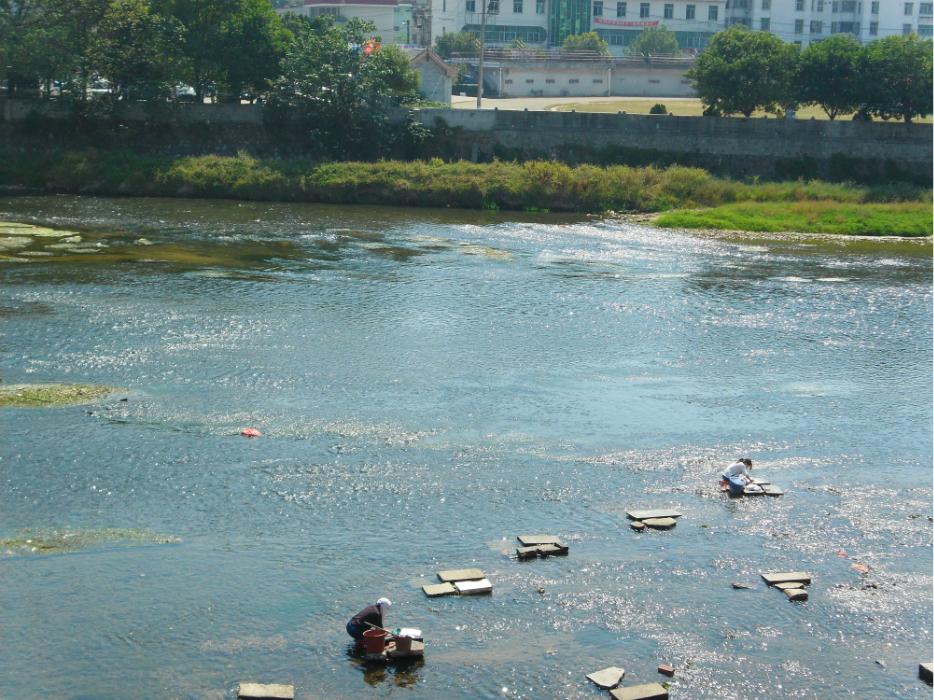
[377,598,391,617]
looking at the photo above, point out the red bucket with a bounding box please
[362,629,387,654]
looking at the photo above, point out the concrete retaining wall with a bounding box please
[1,99,263,124]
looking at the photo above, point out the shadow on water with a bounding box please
[344,645,425,689]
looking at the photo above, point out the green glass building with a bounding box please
[549,0,591,46]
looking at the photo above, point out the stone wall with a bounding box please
[403,108,933,182]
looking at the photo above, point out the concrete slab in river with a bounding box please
[775,582,804,590]
[454,578,493,595]
[437,568,484,583]
[626,509,682,521]
[784,588,809,601]
[610,682,669,700]
[517,535,562,546]
[762,485,785,496]
[238,683,294,700]
[516,546,540,559]
[643,517,677,530]
[919,663,933,682]
[586,666,626,689]
[423,582,456,597]
[762,572,811,586]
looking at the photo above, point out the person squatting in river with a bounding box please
[719,457,753,493]
[346,598,392,648]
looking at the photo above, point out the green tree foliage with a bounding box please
[795,34,861,120]
[561,31,609,55]
[649,103,667,114]
[88,0,182,100]
[858,34,933,123]
[687,26,798,117]
[268,17,419,158]
[629,25,680,56]
[434,30,480,59]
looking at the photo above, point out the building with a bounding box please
[421,0,727,52]
[723,0,932,46]
[405,49,460,102]
[276,0,397,39]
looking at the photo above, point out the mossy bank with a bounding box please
[0,383,121,407]
[1,150,930,235]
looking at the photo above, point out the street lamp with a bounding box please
[476,0,498,108]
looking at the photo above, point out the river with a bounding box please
[0,196,931,700]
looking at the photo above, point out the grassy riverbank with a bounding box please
[1,151,929,234]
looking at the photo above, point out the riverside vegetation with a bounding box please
[1,150,930,236]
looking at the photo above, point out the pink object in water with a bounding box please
[837,550,848,557]
[851,563,870,574]
[241,428,262,437]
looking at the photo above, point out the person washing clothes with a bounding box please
[719,457,753,494]
[346,598,391,647]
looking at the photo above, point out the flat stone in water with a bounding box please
[775,582,805,590]
[437,568,484,583]
[517,535,562,546]
[784,588,809,601]
[762,485,785,496]
[732,582,753,589]
[627,509,682,521]
[610,682,669,700]
[586,666,626,689]
[422,582,456,597]
[631,521,646,532]
[516,546,539,560]
[238,683,294,700]
[643,517,677,530]
[919,663,933,682]
[454,578,493,595]
[762,572,811,586]
[657,664,675,677]
[536,543,568,556]
[752,478,770,485]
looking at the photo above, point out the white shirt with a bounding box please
[722,461,749,480]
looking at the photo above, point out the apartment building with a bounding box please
[425,0,727,51]
[276,0,397,39]
[723,0,933,46]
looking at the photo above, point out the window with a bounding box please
[816,0,824,10]
[840,0,857,9]
[762,0,770,7]
[526,78,534,82]
[686,3,695,17]
[648,78,660,83]
[504,79,513,83]
[708,5,718,19]
[593,78,603,82]
[921,1,934,11]
[871,0,879,9]
[734,0,747,8]
[795,0,804,9]
[903,21,913,31]
[568,78,579,83]
[664,3,673,16]
[640,2,650,16]
[869,19,878,31]
[919,22,934,33]
[443,0,446,10]
[467,0,476,10]
[514,0,523,11]
[905,1,914,11]
[545,78,555,82]
[536,0,545,11]
[488,0,499,11]
[795,18,804,30]
[594,0,603,14]
[832,20,859,31]
[811,19,823,31]
[761,17,770,28]
[832,0,838,9]
[617,1,627,15]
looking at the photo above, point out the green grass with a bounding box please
[655,201,933,236]
[0,151,929,233]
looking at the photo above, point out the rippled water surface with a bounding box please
[1,196,931,700]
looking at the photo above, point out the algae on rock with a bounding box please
[0,528,182,555]
[0,384,121,407]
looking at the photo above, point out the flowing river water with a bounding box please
[0,196,931,700]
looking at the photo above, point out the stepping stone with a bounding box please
[626,509,682,521]
[752,478,770,485]
[784,588,808,601]
[774,582,804,590]
[744,485,765,496]
[454,578,493,595]
[630,521,645,532]
[536,543,569,556]
[422,582,456,597]
[238,683,294,700]
[610,682,669,700]
[919,663,933,682]
[643,517,677,530]
[586,666,626,690]
[762,485,784,496]
[762,572,811,586]
[437,568,484,583]
[516,546,540,560]
[657,664,675,677]
[517,535,562,547]
[732,582,753,590]
[387,640,425,659]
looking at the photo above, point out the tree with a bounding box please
[561,31,609,55]
[629,25,680,56]
[434,30,479,59]
[88,0,182,100]
[687,25,798,117]
[858,34,933,123]
[795,33,861,120]
[268,17,420,158]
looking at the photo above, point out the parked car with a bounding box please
[174,84,197,103]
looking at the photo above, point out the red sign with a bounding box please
[593,17,659,26]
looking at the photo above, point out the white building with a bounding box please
[723,0,933,46]
[277,0,398,40]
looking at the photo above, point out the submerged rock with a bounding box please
[0,383,121,407]
[0,528,181,556]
